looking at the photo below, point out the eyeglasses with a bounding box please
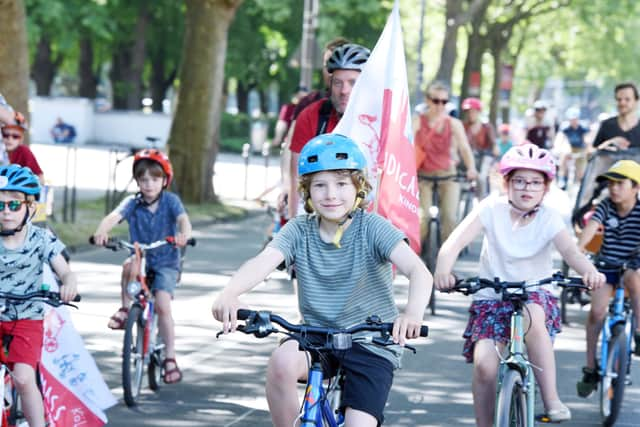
[428,97,448,105]
[2,132,22,140]
[510,177,545,191]
[0,200,27,212]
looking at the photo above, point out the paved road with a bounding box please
[68,213,640,426]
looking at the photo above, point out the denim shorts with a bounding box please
[149,267,179,296]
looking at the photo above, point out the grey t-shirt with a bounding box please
[0,224,65,321]
[269,209,407,367]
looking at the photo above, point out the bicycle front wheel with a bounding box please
[495,369,527,427]
[600,324,628,427]
[426,220,439,315]
[122,305,145,407]
[148,317,164,391]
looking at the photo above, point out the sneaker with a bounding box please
[634,331,640,357]
[545,401,572,422]
[577,366,599,398]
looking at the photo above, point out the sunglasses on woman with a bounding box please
[0,200,28,212]
[428,97,449,105]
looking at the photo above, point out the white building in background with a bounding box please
[28,97,171,149]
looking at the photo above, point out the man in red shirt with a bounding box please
[2,113,44,183]
[288,43,370,216]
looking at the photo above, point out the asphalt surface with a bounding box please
[68,211,640,426]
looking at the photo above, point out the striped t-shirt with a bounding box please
[269,209,406,367]
[591,197,640,263]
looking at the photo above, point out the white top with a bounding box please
[474,195,566,300]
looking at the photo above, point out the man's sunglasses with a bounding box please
[0,200,28,212]
[428,97,448,105]
[2,132,22,140]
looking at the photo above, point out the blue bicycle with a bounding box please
[590,256,637,426]
[220,309,428,426]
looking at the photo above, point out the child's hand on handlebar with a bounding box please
[92,233,109,246]
[583,269,606,291]
[434,272,456,291]
[174,233,188,247]
[392,311,423,346]
[212,292,243,334]
[60,273,79,303]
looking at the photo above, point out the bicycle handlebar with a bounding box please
[417,174,469,183]
[0,290,81,309]
[443,272,587,297]
[230,309,428,353]
[89,236,196,251]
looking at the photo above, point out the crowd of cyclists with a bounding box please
[1,34,640,426]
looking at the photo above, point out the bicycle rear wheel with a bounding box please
[122,305,145,407]
[600,324,628,427]
[495,369,527,427]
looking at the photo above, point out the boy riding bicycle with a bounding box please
[212,134,432,427]
[0,164,78,427]
[93,149,192,385]
[434,144,604,426]
[576,160,640,397]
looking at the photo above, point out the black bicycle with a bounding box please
[418,173,469,315]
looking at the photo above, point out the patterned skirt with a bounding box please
[461,289,561,363]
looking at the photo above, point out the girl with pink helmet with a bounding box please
[433,143,605,425]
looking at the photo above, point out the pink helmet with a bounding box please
[462,97,482,110]
[499,143,556,180]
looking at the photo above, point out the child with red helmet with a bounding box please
[434,143,604,425]
[92,148,191,384]
[2,112,44,182]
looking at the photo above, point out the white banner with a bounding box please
[41,265,116,426]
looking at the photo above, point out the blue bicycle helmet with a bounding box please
[298,134,367,176]
[0,164,41,197]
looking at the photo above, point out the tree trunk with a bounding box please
[32,35,59,96]
[150,54,167,112]
[169,0,243,203]
[78,37,98,99]
[0,0,30,125]
[434,0,463,87]
[489,44,503,127]
[460,31,485,108]
[110,1,149,110]
[236,80,249,114]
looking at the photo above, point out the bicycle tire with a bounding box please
[495,369,527,427]
[148,321,164,391]
[426,220,439,315]
[122,305,145,407]
[600,324,628,427]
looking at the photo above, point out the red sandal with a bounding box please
[107,307,128,330]
[162,358,182,384]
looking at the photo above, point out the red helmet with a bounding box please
[461,97,482,111]
[133,149,173,188]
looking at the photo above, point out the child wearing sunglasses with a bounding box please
[0,164,78,427]
[2,112,44,183]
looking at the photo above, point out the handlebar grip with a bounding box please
[88,236,95,245]
[237,309,253,321]
[73,294,81,302]
[187,238,196,246]
[419,325,429,337]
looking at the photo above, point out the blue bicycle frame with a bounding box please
[300,363,344,427]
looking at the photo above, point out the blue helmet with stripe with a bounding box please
[298,134,367,176]
[0,164,40,197]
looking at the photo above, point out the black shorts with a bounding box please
[318,343,394,426]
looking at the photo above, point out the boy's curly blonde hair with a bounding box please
[298,169,372,214]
